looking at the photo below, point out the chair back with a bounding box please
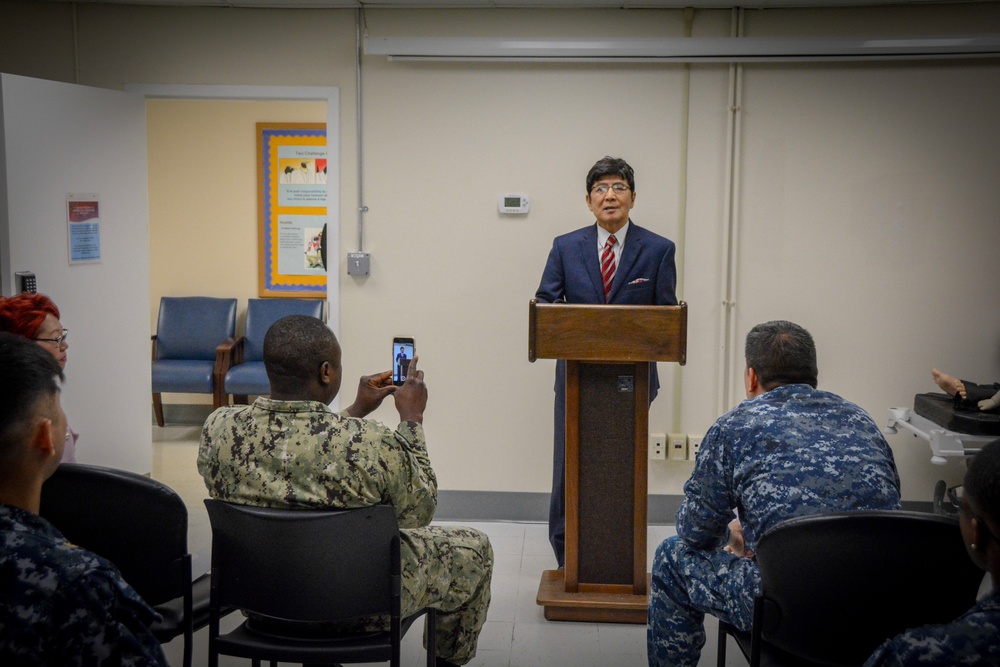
[39,463,190,606]
[204,500,400,623]
[754,510,984,666]
[243,298,324,362]
[156,296,237,361]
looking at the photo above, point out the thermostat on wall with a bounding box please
[499,194,530,215]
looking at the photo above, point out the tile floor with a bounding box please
[152,424,746,667]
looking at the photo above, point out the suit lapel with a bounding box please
[579,225,605,301]
[608,222,642,303]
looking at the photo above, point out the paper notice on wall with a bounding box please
[67,194,101,264]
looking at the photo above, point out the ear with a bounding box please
[585,193,594,211]
[30,417,58,457]
[969,515,986,550]
[745,367,760,398]
[318,361,333,387]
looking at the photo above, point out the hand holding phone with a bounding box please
[393,355,427,424]
[344,370,395,419]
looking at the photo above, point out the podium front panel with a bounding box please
[576,362,639,585]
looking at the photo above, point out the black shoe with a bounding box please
[436,658,460,667]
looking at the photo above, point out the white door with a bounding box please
[0,73,152,474]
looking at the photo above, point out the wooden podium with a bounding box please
[528,300,687,624]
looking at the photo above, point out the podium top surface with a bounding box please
[528,300,687,364]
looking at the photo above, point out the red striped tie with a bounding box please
[601,235,617,301]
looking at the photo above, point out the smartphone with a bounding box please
[392,337,415,386]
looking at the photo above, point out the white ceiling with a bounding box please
[45,0,990,10]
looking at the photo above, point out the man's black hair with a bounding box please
[263,315,338,394]
[744,320,818,390]
[586,156,635,193]
[0,332,64,462]
[965,438,1000,529]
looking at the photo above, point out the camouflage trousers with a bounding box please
[333,525,492,664]
[647,536,760,667]
[396,524,494,665]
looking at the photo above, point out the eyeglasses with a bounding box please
[949,485,996,544]
[591,183,631,195]
[36,328,69,345]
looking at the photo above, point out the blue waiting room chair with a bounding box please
[216,298,324,406]
[151,296,237,426]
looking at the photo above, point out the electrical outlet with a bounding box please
[669,433,688,461]
[649,433,666,460]
[687,435,704,461]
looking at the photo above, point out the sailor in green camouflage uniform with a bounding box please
[198,315,492,667]
[0,333,167,666]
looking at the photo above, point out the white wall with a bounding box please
[354,7,1000,500]
[0,73,152,473]
[734,61,1000,498]
[1,2,998,499]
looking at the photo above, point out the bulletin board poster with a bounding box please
[257,123,329,297]
[67,194,101,264]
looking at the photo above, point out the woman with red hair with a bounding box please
[0,293,77,462]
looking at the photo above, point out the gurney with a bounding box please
[886,392,998,465]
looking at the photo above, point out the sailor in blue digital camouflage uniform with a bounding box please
[0,333,167,666]
[199,315,493,667]
[647,320,901,667]
[864,437,1000,666]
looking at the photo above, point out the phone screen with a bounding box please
[393,338,415,386]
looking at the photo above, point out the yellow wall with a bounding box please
[147,99,327,404]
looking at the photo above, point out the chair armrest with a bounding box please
[216,336,244,370]
[213,337,243,409]
[151,334,157,362]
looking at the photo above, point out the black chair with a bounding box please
[717,510,985,667]
[38,463,211,667]
[204,500,437,667]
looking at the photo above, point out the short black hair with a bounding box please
[965,438,1000,527]
[744,320,818,390]
[586,156,635,193]
[263,315,338,394]
[0,332,64,463]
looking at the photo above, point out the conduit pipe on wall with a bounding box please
[670,7,694,435]
[718,7,745,417]
[355,9,368,254]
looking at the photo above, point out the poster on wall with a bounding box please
[67,194,102,264]
[257,122,329,297]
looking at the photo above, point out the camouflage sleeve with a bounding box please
[861,638,893,667]
[379,420,438,528]
[53,561,168,666]
[675,420,734,550]
[861,603,1000,667]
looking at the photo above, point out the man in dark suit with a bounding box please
[535,156,678,566]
